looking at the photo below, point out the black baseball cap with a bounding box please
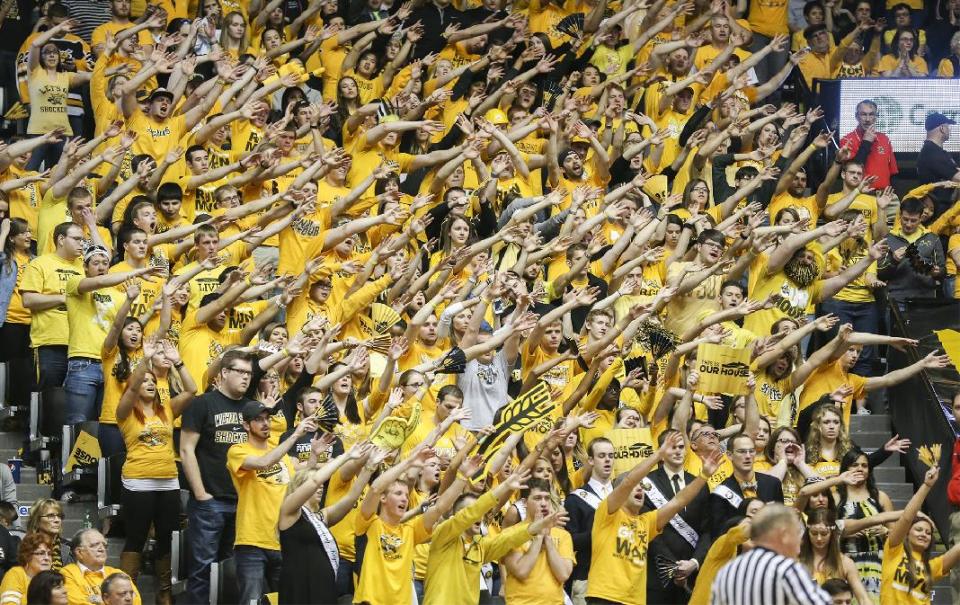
[925,112,956,131]
[241,401,269,422]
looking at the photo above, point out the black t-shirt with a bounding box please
[0,0,34,54]
[181,389,251,502]
[917,140,960,216]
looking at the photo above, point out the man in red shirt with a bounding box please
[840,100,898,189]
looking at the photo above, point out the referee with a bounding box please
[710,504,831,604]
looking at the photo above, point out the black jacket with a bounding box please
[642,468,711,566]
[563,482,604,582]
[709,472,784,530]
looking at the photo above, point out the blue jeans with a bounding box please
[25,137,65,171]
[820,299,880,375]
[235,545,282,605]
[63,358,103,425]
[97,423,124,458]
[36,345,68,390]
[186,497,236,605]
[336,558,354,598]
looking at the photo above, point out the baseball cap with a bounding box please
[148,87,174,102]
[241,401,269,422]
[925,112,956,131]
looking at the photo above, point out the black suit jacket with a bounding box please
[709,472,784,530]
[563,483,603,582]
[642,468,711,566]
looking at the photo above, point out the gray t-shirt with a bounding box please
[458,350,510,430]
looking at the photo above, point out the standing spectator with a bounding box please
[0,218,36,413]
[710,504,832,604]
[90,0,155,57]
[179,349,256,605]
[20,222,83,391]
[58,0,111,43]
[564,437,615,605]
[878,198,947,305]
[24,19,91,170]
[917,112,960,216]
[643,429,711,604]
[840,100,899,191]
[226,401,317,605]
[60,529,141,605]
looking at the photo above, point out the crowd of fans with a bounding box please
[0,0,954,603]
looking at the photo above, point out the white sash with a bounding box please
[571,488,602,510]
[514,499,527,521]
[302,507,340,577]
[642,479,699,549]
[712,484,743,510]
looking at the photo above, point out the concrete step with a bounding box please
[850,431,892,449]
[879,482,914,502]
[848,414,892,433]
[873,465,905,483]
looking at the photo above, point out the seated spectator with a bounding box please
[25,570,66,605]
[0,532,53,605]
[61,529,142,605]
[874,27,929,75]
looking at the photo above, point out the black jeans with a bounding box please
[0,322,33,409]
[122,486,180,558]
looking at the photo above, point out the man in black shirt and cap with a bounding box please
[917,111,960,217]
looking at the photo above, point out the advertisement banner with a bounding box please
[837,79,960,154]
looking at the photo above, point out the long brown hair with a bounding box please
[903,516,934,594]
[805,405,852,465]
[799,509,845,581]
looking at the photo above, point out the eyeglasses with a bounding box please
[32,549,51,557]
[777,438,799,445]
[733,448,755,455]
[225,367,253,377]
[701,241,724,250]
[41,513,64,519]
[691,186,709,193]
[693,430,719,441]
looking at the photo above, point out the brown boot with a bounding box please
[155,554,173,605]
[118,551,142,583]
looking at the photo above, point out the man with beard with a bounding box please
[564,437,615,605]
[743,219,890,336]
[642,429,711,604]
[547,124,611,216]
[584,431,722,605]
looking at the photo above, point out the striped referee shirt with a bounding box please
[710,546,833,605]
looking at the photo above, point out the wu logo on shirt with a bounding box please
[614,522,649,566]
[379,532,403,561]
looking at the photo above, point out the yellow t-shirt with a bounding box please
[826,243,876,303]
[126,108,187,161]
[585,502,660,605]
[277,206,332,277]
[873,54,928,76]
[881,539,945,605]
[354,514,431,605]
[65,275,122,360]
[768,192,820,225]
[0,566,30,605]
[749,0,789,36]
[100,347,143,425]
[689,523,749,603]
[744,271,825,336]
[504,527,575,605]
[227,440,295,550]
[5,252,32,325]
[664,262,722,336]
[20,253,83,347]
[119,408,177,479]
[826,191,880,242]
[178,309,243,388]
[798,360,868,427]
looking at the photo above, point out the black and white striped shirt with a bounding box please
[710,546,833,605]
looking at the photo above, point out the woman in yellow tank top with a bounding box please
[115,336,197,605]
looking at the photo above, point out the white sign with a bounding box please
[837,78,960,154]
